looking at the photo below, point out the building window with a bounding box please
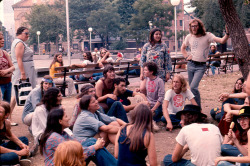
[180,20,183,26]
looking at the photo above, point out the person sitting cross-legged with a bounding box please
[106,78,149,123]
[161,74,197,131]
[0,101,31,166]
[163,104,223,166]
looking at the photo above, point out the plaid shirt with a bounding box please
[44,131,95,166]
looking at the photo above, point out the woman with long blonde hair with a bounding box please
[54,140,85,166]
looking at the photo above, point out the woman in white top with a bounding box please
[162,74,197,131]
[98,48,114,63]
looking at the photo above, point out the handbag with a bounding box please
[14,78,32,106]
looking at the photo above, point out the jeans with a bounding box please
[0,136,29,165]
[82,138,117,166]
[210,98,244,122]
[163,154,195,166]
[187,61,206,107]
[221,144,241,157]
[107,101,128,123]
[161,114,181,125]
[210,61,221,75]
[153,105,163,122]
[0,82,12,103]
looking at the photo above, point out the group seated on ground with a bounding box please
[2,56,250,166]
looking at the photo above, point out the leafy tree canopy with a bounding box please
[26,4,66,44]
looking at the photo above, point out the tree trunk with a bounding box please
[218,0,250,79]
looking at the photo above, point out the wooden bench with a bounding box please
[205,52,236,75]
[54,60,140,96]
[170,52,236,77]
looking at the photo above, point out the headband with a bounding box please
[42,78,54,84]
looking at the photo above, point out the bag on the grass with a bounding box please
[14,78,32,106]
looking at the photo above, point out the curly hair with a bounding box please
[182,112,208,126]
[189,18,206,36]
[16,27,28,36]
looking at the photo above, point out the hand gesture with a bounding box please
[224,112,233,122]
[186,55,192,61]
[227,129,236,143]
[140,74,144,81]
[16,148,30,156]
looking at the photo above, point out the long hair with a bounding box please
[182,112,208,126]
[100,48,109,59]
[84,52,93,62]
[189,18,206,36]
[233,77,244,93]
[50,53,63,68]
[40,87,60,111]
[171,74,187,92]
[54,140,86,166]
[40,75,53,98]
[79,95,92,110]
[122,104,153,152]
[77,84,94,99]
[149,28,162,46]
[40,109,64,155]
[16,26,28,36]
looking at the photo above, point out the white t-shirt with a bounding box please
[176,123,223,166]
[164,89,194,115]
[184,32,215,62]
[82,60,94,78]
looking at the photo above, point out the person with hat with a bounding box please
[163,104,223,166]
[215,106,250,166]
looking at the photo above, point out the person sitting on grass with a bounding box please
[106,78,149,122]
[73,95,126,146]
[161,74,197,131]
[215,106,250,166]
[114,103,157,166]
[210,77,246,122]
[40,108,117,166]
[0,101,31,166]
[30,87,62,156]
[140,62,165,131]
[95,65,115,112]
[163,104,223,166]
[22,75,54,128]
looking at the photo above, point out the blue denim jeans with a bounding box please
[0,82,12,103]
[161,114,181,125]
[210,61,221,75]
[163,154,195,166]
[153,105,163,122]
[218,160,250,166]
[0,136,29,165]
[221,144,241,157]
[187,61,206,107]
[107,101,128,123]
[82,138,117,166]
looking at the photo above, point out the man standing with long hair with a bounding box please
[181,18,229,107]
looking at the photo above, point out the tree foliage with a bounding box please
[191,0,250,36]
[87,1,121,48]
[26,5,66,44]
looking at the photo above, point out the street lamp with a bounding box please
[88,27,93,52]
[36,31,41,56]
[148,21,153,30]
[171,0,180,56]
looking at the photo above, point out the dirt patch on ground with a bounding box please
[10,71,242,165]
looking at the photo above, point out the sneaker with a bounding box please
[20,159,31,166]
[11,122,18,126]
[29,143,39,157]
[152,121,160,132]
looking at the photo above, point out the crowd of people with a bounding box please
[0,18,250,166]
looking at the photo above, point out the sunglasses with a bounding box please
[191,25,199,28]
[22,32,29,35]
